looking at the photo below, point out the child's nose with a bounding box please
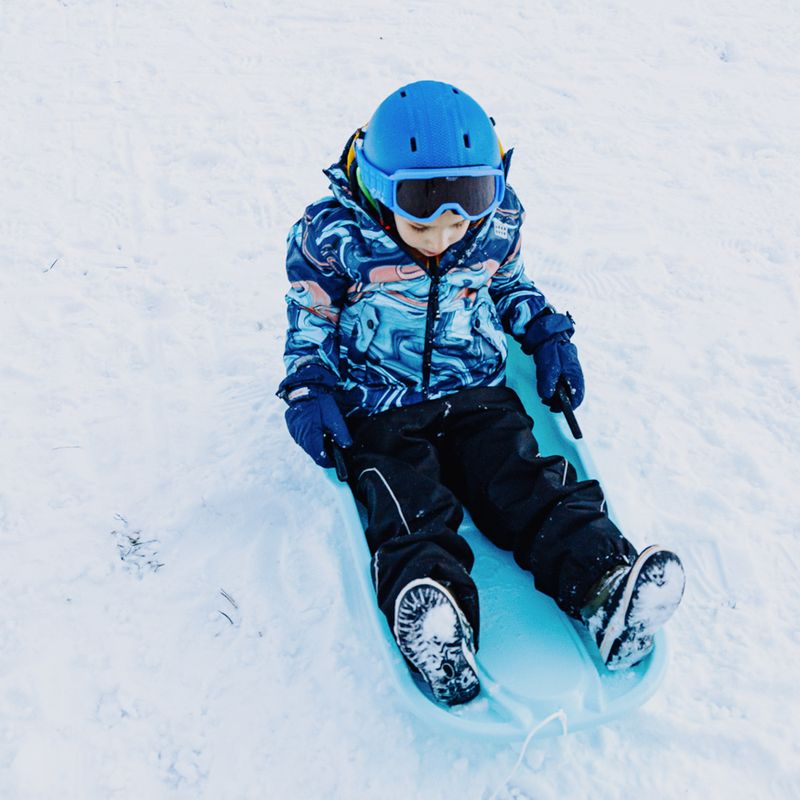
[429,232,449,252]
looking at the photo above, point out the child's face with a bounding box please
[394,210,470,258]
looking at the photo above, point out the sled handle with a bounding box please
[556,379,583,440]
[325,436,350,482]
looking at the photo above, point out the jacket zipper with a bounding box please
[422,257,440,398]
[371,216,483,400]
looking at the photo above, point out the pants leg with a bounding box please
[437,386,638,619]
[344,403,481,642]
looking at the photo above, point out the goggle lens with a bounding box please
[395,174,499,220]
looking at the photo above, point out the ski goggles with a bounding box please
[355,143,505,223]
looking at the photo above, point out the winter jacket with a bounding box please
[279,140,551,417]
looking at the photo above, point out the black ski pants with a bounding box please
[342,386,637,646]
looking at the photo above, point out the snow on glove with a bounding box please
[278,365,353,468]
[520,311,585,411]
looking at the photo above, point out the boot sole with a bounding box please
[393,578,480,706]
[598,545,686,670]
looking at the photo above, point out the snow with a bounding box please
[1,1,799,797]
[422,601,459,644]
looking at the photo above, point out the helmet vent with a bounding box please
[400,90,407,98]
[452,87,460,94]
[409,136,417,152]
[463,133,471,148]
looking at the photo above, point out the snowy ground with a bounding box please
[2,1,799,798]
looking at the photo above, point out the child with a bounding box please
[278,81,685,706]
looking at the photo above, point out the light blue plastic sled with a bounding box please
[326,338,668,740]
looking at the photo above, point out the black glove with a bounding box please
[521,311,585,411]
[278,365,353,468]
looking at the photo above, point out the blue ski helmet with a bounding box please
[361,80,501,172]
[355,80,505,223]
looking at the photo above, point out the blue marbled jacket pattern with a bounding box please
[281,160,550,417]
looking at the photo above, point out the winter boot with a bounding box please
[393,578,480,706]
[582,545,686,671]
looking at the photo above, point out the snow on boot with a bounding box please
[393,578,480,706]
[582,545,686,671]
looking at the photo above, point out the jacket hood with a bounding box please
[322,160,379,227]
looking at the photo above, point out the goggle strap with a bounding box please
[355,167,380,214]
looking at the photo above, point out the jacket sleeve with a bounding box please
[279,202,353,394]
[488,223,552,339]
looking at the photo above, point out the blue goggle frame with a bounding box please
[355,140,505,224]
